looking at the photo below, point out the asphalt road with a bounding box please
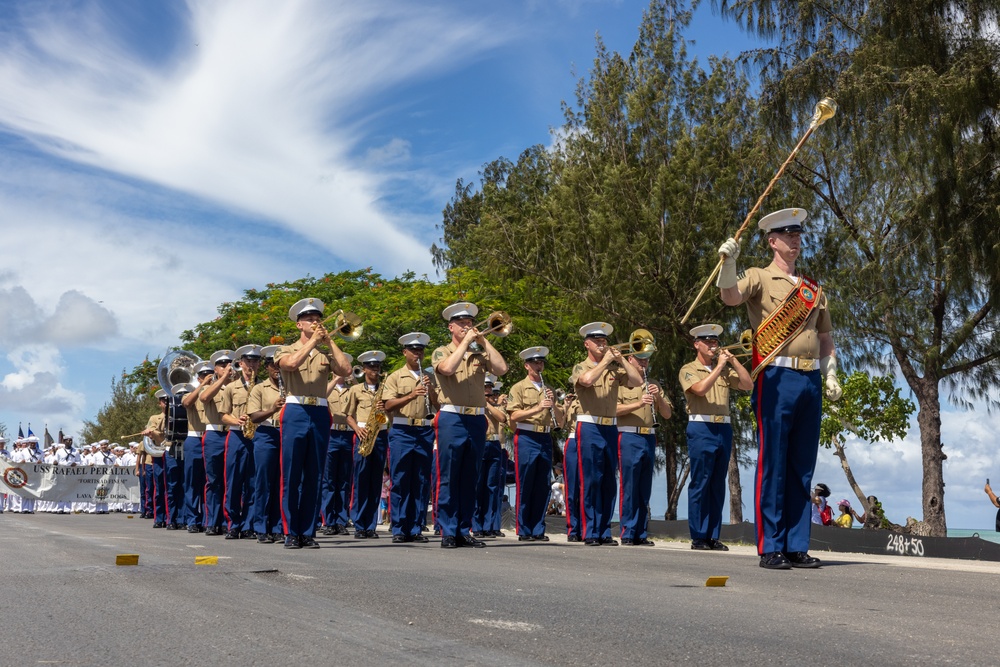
[1,512,995,666]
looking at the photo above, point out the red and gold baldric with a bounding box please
[750,276,822,380]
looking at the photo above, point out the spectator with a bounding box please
[985,481,1000,532]
[811,483,832,525]
[833,499,855,528]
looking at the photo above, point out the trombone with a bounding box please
[317,309,363,342]
[472,311,513,338]
[609,328,657,358]
[713,329,753,359]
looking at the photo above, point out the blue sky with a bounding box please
[1,0,996,531]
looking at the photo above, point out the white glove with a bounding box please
[716,237,740,289]
[820,355,843,402]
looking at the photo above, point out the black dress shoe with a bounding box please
[366,529,379,539]
[166,523,178,530]
[518,535,533,542]
[241,530,256,539]
[187,525,199,533]
[473,531,488,538]
[321,525,335,536]
[584,538,601,546]
[433,528,442,536]
[152,522,165,529]
[392,534,407,543]
[708,539,729,551]
[354,531,366,539]
[784,551,822,568]
[300,537,320,549]
[534,534,550,542]
[691,539,711,550]
[257,534,271,544]
[411,534,429,543]
[491,530,506,538]
[225,529,240,539]
[600,537,619,546]
[459,534,486,548]
[759,552,792,570]
[567,534,582,543]
[440,536,458,549]
[284,536,301,549]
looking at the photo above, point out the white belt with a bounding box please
[618,425,654,434]
[285,395,328,406]
[187,431,204,437]
[259,422,279,429]
[330,423,351,431]
[358,421,388,432]
[205,424,226,432]
[772,356,818,372]
[689,415,731,424]
[439,404,485,416]
[392,417,432,427]
[515,423,552,434]
[576,415,616,426]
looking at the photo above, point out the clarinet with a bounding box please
[538,370,557,427]
[643,366,659,430]
[417,365,434,420]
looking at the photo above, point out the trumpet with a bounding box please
[471,311,513,338]
[713,329,753,358]
[316,309,363,342]
[554,389,567,403]
[610,328,657,358]
[351,365,366,382]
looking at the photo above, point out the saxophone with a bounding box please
[357,376,387,457]
[241,374,258,439]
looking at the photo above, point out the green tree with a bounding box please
[81,372,160,445]
[819,372,915,524]
[720,0,1000,535]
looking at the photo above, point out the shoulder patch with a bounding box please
[737,269,747,281]
[431,348,447,363]
[684,372,694,381]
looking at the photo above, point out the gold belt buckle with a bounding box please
[410,418,426,426]
[534,425,545,433]
[640,427,652,435]
[598,417,611,426]
[302,396,318,406]
[712,415,725,424]
[797,358,816,372]
[462,407,476,415]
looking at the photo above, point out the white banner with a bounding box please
[0,463,139,503]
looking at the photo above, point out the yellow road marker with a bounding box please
[705,576,729,587]
[195,556,219,566]
[115,554,139,566]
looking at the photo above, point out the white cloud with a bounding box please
[0,345,85,418]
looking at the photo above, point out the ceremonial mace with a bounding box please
[680,97,837,325]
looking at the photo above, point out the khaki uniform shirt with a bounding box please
[345,383,380,425]
[201,386,229,427]
[563,398,581,435]
[736,261,833,358]
[145,413,165,444]
[224,377,257,419]
[248,378,282,427]
[506,377,554,429]
[186,391,208,432]
[274,341,332,398]
[431,342,494,408]
[569,359,628,418]
[383,366,433,421]
[679,361,741,417]
[486,403,504,440]
[617,383,673,429]
[327,384,351,426]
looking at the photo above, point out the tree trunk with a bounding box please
[914,380,947,537]
[727,443,743,523]
[831,436,869,515]
[667,460,691,520]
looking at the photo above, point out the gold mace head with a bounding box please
[811,97,837,128]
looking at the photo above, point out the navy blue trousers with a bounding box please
[617,431,654,541]
[563,436,580,538]
[279,403,330,538]
[351,430,388,533]
[435,411,486,538]
[320,430,353,529]
[686,421,733,541]
[140,463,153,516]
[183,435,206,528]
[752,365,822,555]
[252,425,282,536]
[575,422,618,541]
[202,430,227,530]
[164,450,185,525]
[514,430,552,537]
[472,439,504,534]
[151,457,167,523]
[224,430,255,533]
[388,424,434,537]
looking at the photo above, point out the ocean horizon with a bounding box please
[947,528,1000,544]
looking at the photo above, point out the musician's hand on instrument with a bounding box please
[355,426,369,441]
[412,384,427,398]
[718,237,740,262]
[717,349,735,364]
[238,415,248,425]
[540,397,554,409]
[641,393,655,405]
[376,400,386,412]
[608,347,624,363]
[274,397,285,410]
[646,383,661,396]
[820,356,843,402]
[497,394,508,406]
